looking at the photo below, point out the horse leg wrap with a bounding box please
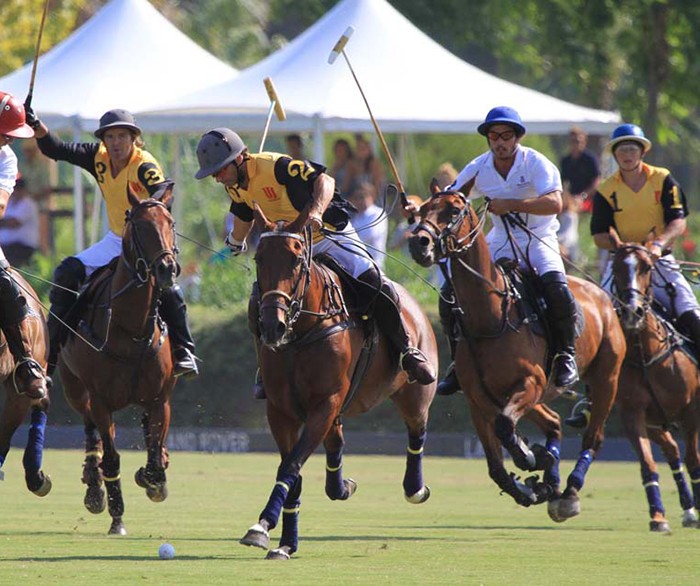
[494,414,535,471]
[105,478,125,518]
[403,431,426,497]
[543,438,561,489]
[669,459,694,512]
[261,471,297,531]
[325,449,346,500]
[23,408,47,491]
[567,449,594,491]
[642,471,665,518]
[690,467,700,509]
[279,475,302,554]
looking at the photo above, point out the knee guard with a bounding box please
[541,271,576,321]
[159,284,195,352]
[0,266,29,325]
[50,257,86,308]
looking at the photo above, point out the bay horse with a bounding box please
[58,189,178,535]
[408,184,625,521]
[609,229,700,532]
[239,204,437,560]
[0,271,51,496]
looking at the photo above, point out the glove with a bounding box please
[23,100,41,131]
[224,232,247,256]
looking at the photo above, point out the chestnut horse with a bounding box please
[0,271,51,496]
[409,186,625,521]
[239,204,437,560]
[609,231,700,532]
[58,190,178,535]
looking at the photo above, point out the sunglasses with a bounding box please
[487,130,516,142]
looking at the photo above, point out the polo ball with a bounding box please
[158,543,175,560]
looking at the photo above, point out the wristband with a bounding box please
[652,240,664,249]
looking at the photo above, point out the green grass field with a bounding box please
[0,450,698,585]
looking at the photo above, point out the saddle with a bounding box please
[645,300,698,367]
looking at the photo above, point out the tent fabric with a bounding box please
[0,0,238,131]
[141,0,620,139]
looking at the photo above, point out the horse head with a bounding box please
[408,178,477,267]
[123,183,178,291]
[253,203,312,348]
[609,227,656,332]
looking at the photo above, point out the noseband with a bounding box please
[413,191,481,257]
[123,200,177,286]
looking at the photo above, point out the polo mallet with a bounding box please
[259,77,286,152]
[25,0,51,108]
[328,26,414,222]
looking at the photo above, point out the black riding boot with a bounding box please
[541,271,579,388]
[47,256,85,377]
[0,265,47,399]
[358,268,436,385]
[436,283,461,396]
[159,284,199,379]
[248,282,265,399]
[676,309,700,355]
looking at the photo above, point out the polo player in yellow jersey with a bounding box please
[24,106,199,379]
[567,123,697,427]
[194,127,436,397]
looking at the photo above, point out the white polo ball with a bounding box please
[158,543,175,560]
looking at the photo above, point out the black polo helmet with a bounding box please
[195,128,247,180]
[94,109,142,140]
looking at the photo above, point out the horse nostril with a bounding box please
[275,321,286,339]
[635,306,645,320]
[419,235,431,247]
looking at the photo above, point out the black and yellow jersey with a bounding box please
[37,131,169,234]
[590,163,688,242]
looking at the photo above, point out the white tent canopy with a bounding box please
[141,0,621,161]
[0,0,238,131]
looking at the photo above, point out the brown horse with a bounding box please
[0,271,51,495]
[239,204,437,560]
[408,185,625,521]
[58,190,178,535]
[609,230,700,532]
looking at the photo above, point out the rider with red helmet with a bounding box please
[0,91,48,399]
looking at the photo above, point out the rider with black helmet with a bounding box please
[24,106,199,380]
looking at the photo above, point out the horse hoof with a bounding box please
[108,519,127,536]
[32,473,52,497]
[531,444,556,471]
[342,478,358,500]
[681,509,699,528]
[547,498,566,523]
[554,495,581,521]
[84,486,107,514]
[266,547,291,560]
[147,484,168,503]
[240,523,269,550]
[650,520,671,533]
[405,485,431,504]
[134,468,148,489]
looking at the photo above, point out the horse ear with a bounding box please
[608,226,623,250]
[127,186,140,208]
[287,205,310,234]
[429,178,440,196]
[154,181,175,208]
[253,203,274,232]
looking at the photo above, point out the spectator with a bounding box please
[19,139,54,254]
[330,138,357,197]
[284,134,305,160]
[0,175,39,267]
[347,181,388,269]
[354,134,386,199]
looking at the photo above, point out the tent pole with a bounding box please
[313,115,324,164]
[73,117,84,252]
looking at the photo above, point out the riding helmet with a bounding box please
[194,128,247,180]
[477,106,526,137]
[0,92,34,138]
[606,123,652,154]
[94,109,142,140]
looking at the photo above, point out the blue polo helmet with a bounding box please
[477,106,526,137]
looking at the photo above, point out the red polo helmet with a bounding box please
[0,92,34,138]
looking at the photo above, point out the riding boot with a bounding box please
[676,309,700,359]
[358,268,436,385]
[541,271,579,388]
[436,283,461,396]
[47,256,85,377]
[248,282,265,399]
[0,265,47,399]
[159,284,199,379]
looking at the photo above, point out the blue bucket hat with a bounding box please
[477,106,526,137]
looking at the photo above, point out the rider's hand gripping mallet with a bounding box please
[25,0,51,109]
[259,77,287,153]
[328,26,415,223]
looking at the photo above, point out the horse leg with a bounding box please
[679,410,700,528]
[494,378,540,472]
[134,400,170,503]
[391,384,431,503]
[22,405,52,496]
[0,391,29,483]
[81,419,106,514]
[267,475,303,561]
[323,419,357,501]
[650,426,698,529]
[241,401,337,556]
[91,406,126,536]
[525,404,563,507]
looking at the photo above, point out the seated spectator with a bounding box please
[354,134,386,199]
[330,138,357,197]
[347,181,388,269]
[0,175,39,267]
[285,134,305,160]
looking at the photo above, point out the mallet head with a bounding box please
[328,26,355,64]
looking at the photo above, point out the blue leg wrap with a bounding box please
[280,476,302,554]
[669,459,694,511]
[22,408,47,476]
[642,471,665,517]
[325,449,345,500]
[403,431,426,497]
[544,437,561,488]
[690,467,700,509]
[261,470,296,530]
[567,449,594,491]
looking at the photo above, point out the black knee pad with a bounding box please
[50,257,86,306]
[0,268,28,325]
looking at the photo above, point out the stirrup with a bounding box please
[400,347,436,385]
[252,368,266,400]
[550,351,579,387]
[13,358,47,400]
[565,398,591,429]
[436,362,461,396]
[173,347,199,379]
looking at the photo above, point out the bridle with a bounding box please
[611,244,654,319]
